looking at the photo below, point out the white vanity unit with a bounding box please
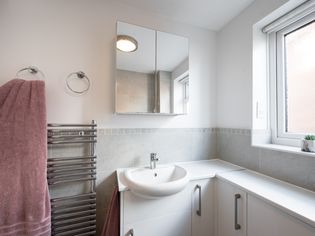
[216,170,315,236]
[116,159,315,236]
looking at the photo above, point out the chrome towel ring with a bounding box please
[66,71,90,95]
[16,66,45,80]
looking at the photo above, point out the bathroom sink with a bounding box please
[124,165,190,198]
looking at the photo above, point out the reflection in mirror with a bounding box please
[115,21,189,115]
[116,22,155,113]
[157,31,189,114]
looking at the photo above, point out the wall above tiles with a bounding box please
[0,0,216,129]
[216,0,290,129]
[112,0,255,31]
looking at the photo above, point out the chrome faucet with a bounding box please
[150,153,159,169]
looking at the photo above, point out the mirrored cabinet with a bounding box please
[115,21,189,115]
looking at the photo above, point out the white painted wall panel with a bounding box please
[216,0,290,128]
[0,0,216,128]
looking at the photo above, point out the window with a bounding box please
[283,21,315,134]
[183,80,189,102]
[267,2,315,146]
[178,75,189,113]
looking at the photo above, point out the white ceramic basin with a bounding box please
[124,165,190,198]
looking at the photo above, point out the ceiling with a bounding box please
[113,0,255,31]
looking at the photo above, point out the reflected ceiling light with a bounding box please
[116,35,138,52]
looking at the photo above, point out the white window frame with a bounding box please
[267,2,315,146]
[183,80,189,102]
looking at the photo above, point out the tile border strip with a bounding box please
[98,128,217,135]
[97,127,251,136]
[215,128,251,136]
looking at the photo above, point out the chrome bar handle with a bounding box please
[196,184,201,216]
[91,119,96,193]
[234,193,241,230]
[129,229,134,236]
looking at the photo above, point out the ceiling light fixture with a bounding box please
[116,35,138,52]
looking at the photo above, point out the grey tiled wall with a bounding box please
[48,128,216,234]
[49,127,315,235]
[216,128,315,192]
[96,128,216,234]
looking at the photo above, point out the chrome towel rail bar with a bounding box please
[48,129,96,133]
[48,134,96,139]
[48,166,95,173]
[48,155,96,162]
[48,160,96,167]
[48,123,96,127]
[54,225,96,236]
[48,120,97,236]
[48,140,96,145]
[52,204,96,214]
[48,177,96,185]
[50,192,96,202]
[48,171,96,180]
[52,209,96,220]
[54,220,96,233]
[52,215,96,226]
[51,198,96,208]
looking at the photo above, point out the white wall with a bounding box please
[216,0,290,129]
[0,0,216,129]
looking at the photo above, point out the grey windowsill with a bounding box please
[253,143,315,157]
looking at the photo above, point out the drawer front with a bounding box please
[123,186,191,224]
[123,211,191,236]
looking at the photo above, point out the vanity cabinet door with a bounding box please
[121,186,192,236]
[216,179,247,236]
[247,194,315,236]
[191,179,215,236]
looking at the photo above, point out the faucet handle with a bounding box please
[150,153,159,169]
[150,153,157,160]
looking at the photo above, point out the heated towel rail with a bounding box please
[47,121,97,236]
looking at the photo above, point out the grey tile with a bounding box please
[217,132,259,171]
[192,131,216,160]
[259,149,315,191]
[150,131,193,163]
[216,128,315,192]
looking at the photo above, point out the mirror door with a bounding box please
[115,21,189,115]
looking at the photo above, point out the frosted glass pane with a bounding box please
[285,21,315,133]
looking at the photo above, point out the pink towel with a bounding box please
[101,186,120,236]
[0,79,51,236]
